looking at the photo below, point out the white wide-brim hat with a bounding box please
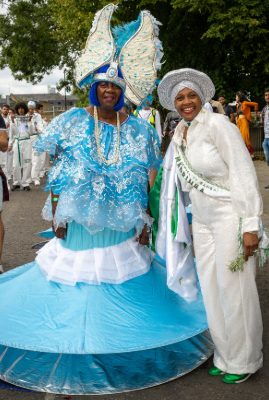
[157,68,215,111]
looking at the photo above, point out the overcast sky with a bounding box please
[0,67,64,96]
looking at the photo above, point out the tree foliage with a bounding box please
[0,0,61,82]
[169,0,269,99]
[1,0,269,100]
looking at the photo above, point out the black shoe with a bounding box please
[264,185,269,190]
[11,185,20,191]
[23,186,31,191]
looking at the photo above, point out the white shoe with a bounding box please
[34,179,40,186]
[0,265,4,273]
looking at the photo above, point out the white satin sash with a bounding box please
[155,144,198,303]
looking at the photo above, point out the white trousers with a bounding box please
[0,151,13,181]
[31,135,43,181]
[13,138,32,187]
[38,151,48,177]
[0,152,6,172]
[191,190,263,374]
[5,151,13,181]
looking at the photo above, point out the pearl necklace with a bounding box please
[93,106,121,165]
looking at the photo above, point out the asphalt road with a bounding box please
[1,160,269,400]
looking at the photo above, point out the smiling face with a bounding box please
[96,81,122,110]
[265,91,269,105]
[174,87,202,121]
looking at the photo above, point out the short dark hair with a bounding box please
[264,88,269,94]
[1,104,10,109]
[15,102,28,114]
[218,95,225,99]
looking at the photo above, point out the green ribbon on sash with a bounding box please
[171,190,178,239]
[149,167,163,252]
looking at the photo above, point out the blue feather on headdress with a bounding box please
[136,94,154,111]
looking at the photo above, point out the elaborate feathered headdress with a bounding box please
[75,4,163,106]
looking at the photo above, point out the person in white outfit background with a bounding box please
[10,102,33,191]
[0,114,9,274]
[35,102,49,179]
[0,104,13,188]
[133,96,162,142]
[158,68,265,384]
[27,101,45,185]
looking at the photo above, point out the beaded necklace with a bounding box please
[93,106,121,165]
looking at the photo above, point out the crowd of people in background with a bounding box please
[0,100,49,273]
[1,89,269,187]
[0,101,49,192]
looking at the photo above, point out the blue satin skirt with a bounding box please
[0,225,213,395]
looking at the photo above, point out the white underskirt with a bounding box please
[35,236,152,285]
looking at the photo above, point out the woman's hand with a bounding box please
[243,232,259,261]
[149,169,157,188]
[52,224,67,239]
[137,224,150,246]
[51,192,66,238]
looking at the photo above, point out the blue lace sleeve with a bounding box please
[130,116,162,170]
[34,108,79,155]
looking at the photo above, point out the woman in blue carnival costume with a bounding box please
[0,5,212,396]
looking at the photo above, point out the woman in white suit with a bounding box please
[158,68,266,384]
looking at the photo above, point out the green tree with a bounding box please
[1,0,269,101]
[169,0,269,99]
[0,0,62,82]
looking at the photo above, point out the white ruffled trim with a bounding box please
[35,236,152,285]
